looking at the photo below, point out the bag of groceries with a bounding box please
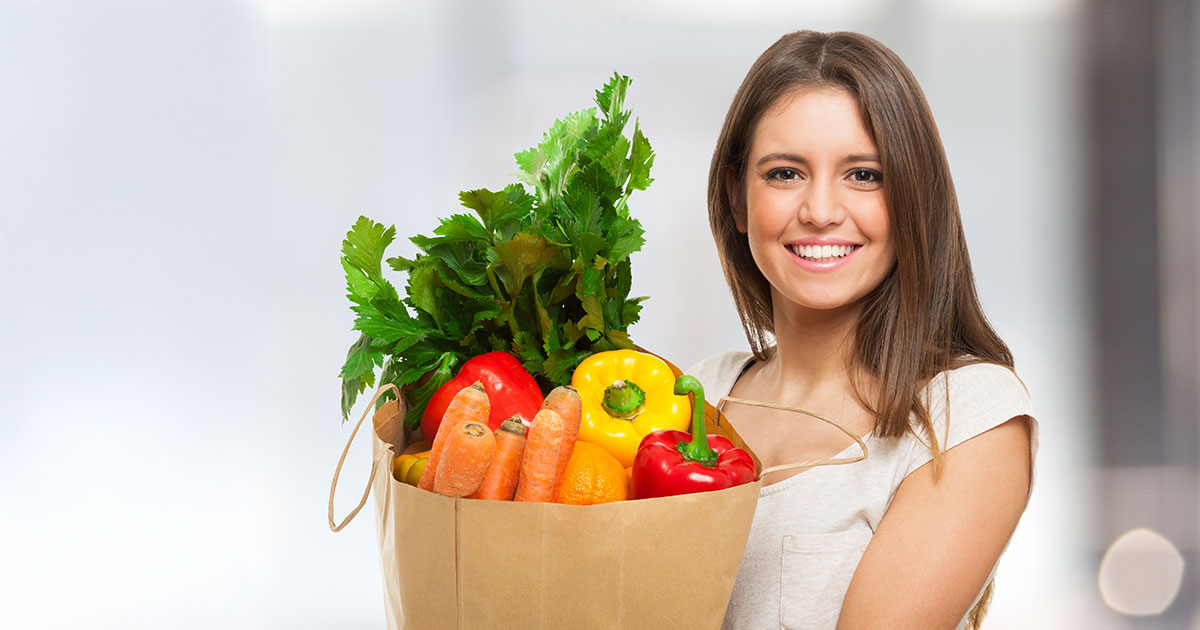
[326,72,866,629]
[328,364,761,630]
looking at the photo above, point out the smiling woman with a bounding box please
[690,30,1038,630]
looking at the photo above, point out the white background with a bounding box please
[0,0,1131,627]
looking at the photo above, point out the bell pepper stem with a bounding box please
[602,379,646,419]
[673,375,718,465]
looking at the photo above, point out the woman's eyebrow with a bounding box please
[755,152,881,167]
[755,152,808,167]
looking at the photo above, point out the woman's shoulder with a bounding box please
[684,350,756,399]
[902,360,1039,482]
[916,360,1035,448]
[925,361,1031,408]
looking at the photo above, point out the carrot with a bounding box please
[419,382,490,492]
[433,421,496,498]
[543,385,582,497]
[514,408,565,502]
[469,416,527,501]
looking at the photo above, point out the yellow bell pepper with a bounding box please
[571,349,692,468]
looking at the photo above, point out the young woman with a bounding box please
[687,31,1038,629]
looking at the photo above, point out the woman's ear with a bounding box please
[725,168,748,233]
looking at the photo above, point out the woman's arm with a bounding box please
[837,415,1033,630]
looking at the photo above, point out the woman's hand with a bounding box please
[837,415,1034,630]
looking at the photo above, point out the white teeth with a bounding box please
[789,244,857,261]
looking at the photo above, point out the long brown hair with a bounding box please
[708,30,1013,459]
[708,29,1012,628]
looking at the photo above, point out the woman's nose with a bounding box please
[797,180,845,228]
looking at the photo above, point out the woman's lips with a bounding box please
[785,243,862,271]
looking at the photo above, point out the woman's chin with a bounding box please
[774,292,867,318]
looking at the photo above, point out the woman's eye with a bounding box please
[849,168,883,184]
[767,167,800,182]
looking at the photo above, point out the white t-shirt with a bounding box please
[685,351,1039,630]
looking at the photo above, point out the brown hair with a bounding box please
[708,30,1013,459]
[708,28,1012,628]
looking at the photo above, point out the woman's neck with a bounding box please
[760,300,860,402]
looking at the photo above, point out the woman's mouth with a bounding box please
[786,243,862,263]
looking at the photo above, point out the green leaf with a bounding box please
[544,347,591,386]
[374,356,401,409]
[547,270,579,305]
[595,72,632,132]
[403,352,461,433]
[342,217,395,283]
[342,261,376,306]
[578,264,604,298]
[531,270,557,350]
[611,259,633,299]
[515,147,548,196]
[386,255,418,272]
[562,318,585,345]
[578,313,605,334]
[386,355,428,388]
[523,108,599,210]
[594,129,631,190]
[340,333,383,421]
[627,123,655,193]
[340,333,380,381]
[592,337,617,352]
[460,188,527,235]
[341,374,364,422]
[575,163,619,211]
[500,184,536,239]
[406,260,440,320]
[510,329,546,374]
[563,178,603,236]
[342,218,406,317]
[579,287,605,340]
[433,213,491,243]
[493,232,564,299]
[432,241,488,287]
[434,261,491,299]
[622,296,647,327]
[606,215,645,265]
[606,328,634,350]
[603,294,624,330]
[471,303,504,328]
[353,310,426,350]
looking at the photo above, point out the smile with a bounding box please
[786,243,862,262]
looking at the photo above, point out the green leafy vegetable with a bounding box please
[340,72,653,427]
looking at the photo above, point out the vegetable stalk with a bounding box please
[672,375,718,467]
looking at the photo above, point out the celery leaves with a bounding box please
[340,72,654,426]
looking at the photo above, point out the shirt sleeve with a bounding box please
[903,363,1037,479]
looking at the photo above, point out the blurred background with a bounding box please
[0,0,1196,627]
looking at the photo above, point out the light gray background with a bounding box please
[0,0,1165,627]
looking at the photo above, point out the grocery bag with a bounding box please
[329,363,867,630]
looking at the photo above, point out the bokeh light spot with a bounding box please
[1097,528,1185,616]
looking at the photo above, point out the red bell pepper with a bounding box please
[630,374,757,499]
[420,352,544,442]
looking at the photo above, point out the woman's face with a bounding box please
[736,87,896,316]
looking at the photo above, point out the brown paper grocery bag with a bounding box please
[375,396,757,629]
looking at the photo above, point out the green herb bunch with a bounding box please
[340,73,654,427]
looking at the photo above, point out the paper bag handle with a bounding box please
[717,395,869,478]
[328,384,401,533]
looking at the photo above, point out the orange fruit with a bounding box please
[555,441,629,505]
